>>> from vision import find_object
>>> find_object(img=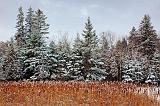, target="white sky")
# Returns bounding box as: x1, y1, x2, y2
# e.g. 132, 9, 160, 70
0, 0, 160, 42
